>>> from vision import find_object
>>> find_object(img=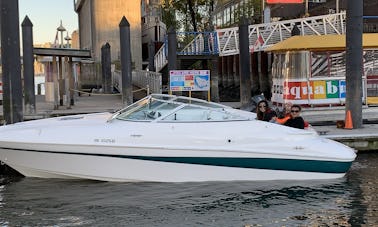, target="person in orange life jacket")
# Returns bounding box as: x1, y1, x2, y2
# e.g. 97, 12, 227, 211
256, 100, 277, 122
284, 104, 306, 129
274, 102, 293, 124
